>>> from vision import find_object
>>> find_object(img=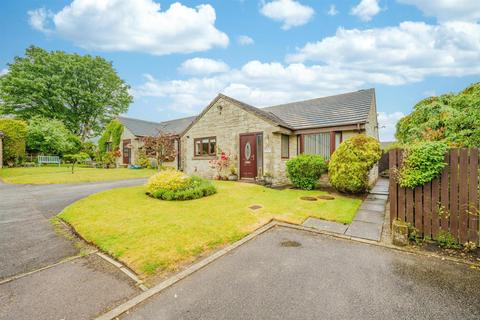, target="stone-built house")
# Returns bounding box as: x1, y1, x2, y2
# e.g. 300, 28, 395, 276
117, 88, 379, 185
116, 116, 195, 168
